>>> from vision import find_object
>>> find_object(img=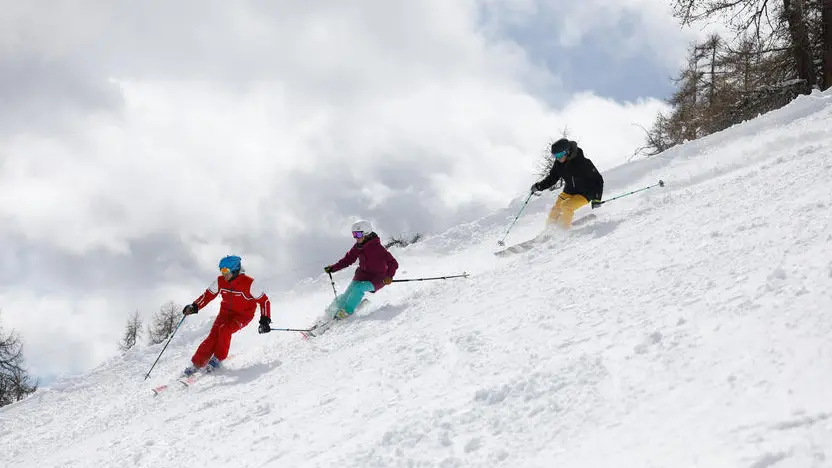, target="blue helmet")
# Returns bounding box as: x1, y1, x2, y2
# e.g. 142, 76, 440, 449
218, 255, 242, 273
